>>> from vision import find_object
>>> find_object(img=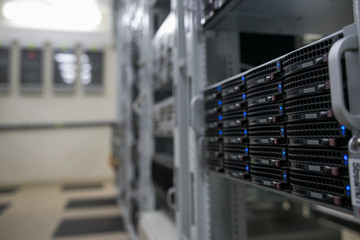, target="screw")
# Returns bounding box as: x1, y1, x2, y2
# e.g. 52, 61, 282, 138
350, 137, 360, 153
